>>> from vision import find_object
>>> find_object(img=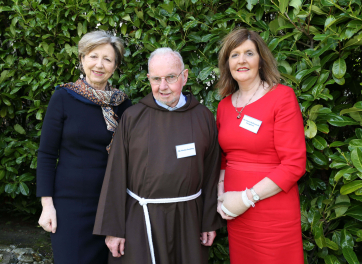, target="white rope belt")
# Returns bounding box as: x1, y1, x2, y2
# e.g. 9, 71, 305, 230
126, 188, 202, 264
